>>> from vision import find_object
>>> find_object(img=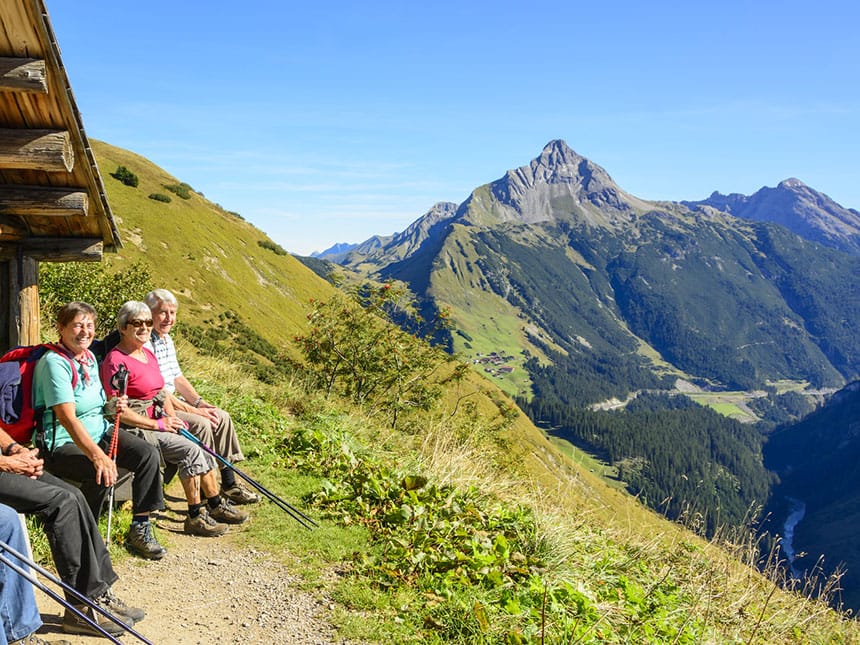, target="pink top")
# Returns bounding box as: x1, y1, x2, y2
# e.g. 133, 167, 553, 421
100, 346, 165, 418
